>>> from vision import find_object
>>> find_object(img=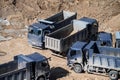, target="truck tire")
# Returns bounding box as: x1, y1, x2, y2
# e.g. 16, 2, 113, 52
109, 71, 118, 80
38, 77, 45, 80
73, 64, 83, 73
